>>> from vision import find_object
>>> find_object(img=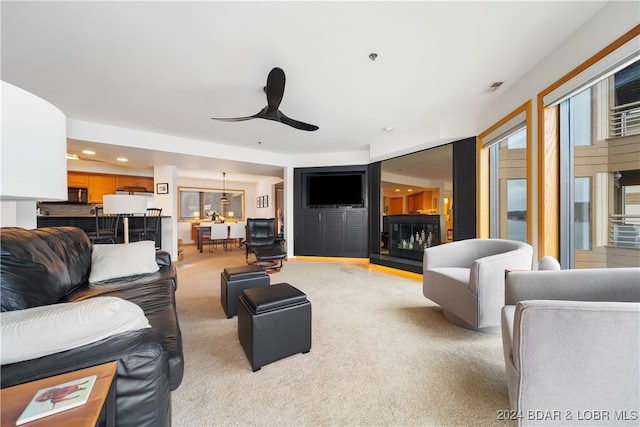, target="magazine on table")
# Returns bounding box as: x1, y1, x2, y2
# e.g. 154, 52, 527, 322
16, 374, 97, 425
